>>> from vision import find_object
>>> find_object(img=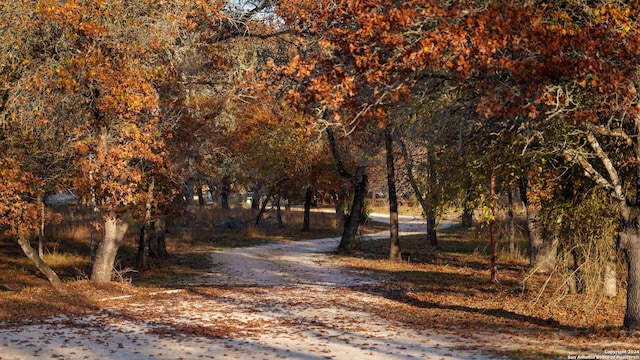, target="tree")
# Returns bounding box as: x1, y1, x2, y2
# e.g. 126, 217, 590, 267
443, 1, 640, 330
0, 159, 61, 284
